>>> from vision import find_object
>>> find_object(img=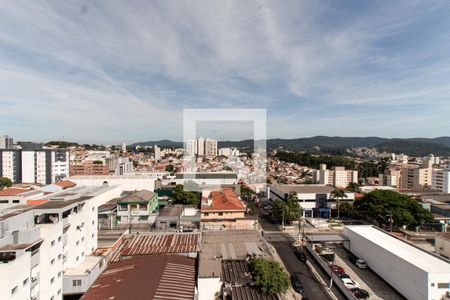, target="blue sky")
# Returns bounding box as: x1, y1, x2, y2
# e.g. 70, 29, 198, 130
1, 1, 450, 144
